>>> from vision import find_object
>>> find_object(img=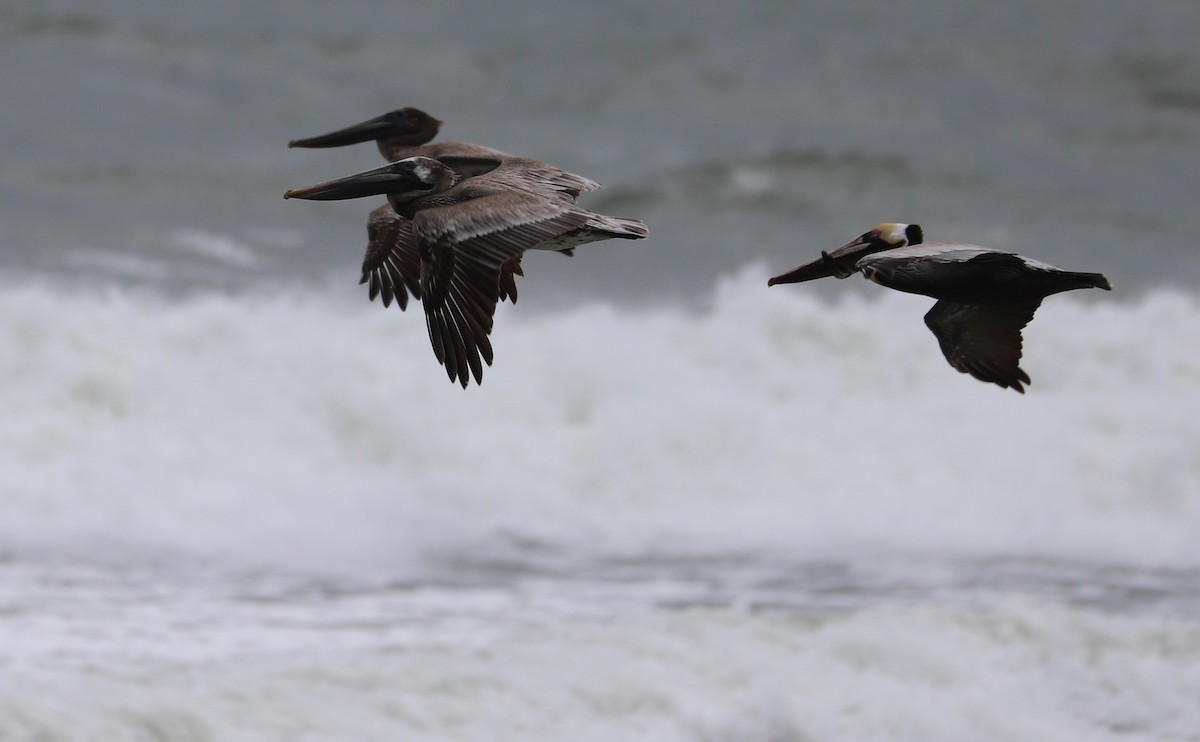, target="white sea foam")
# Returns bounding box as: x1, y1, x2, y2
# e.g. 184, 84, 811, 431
3, 595, 1198, 742
1, 268, 1196, 578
